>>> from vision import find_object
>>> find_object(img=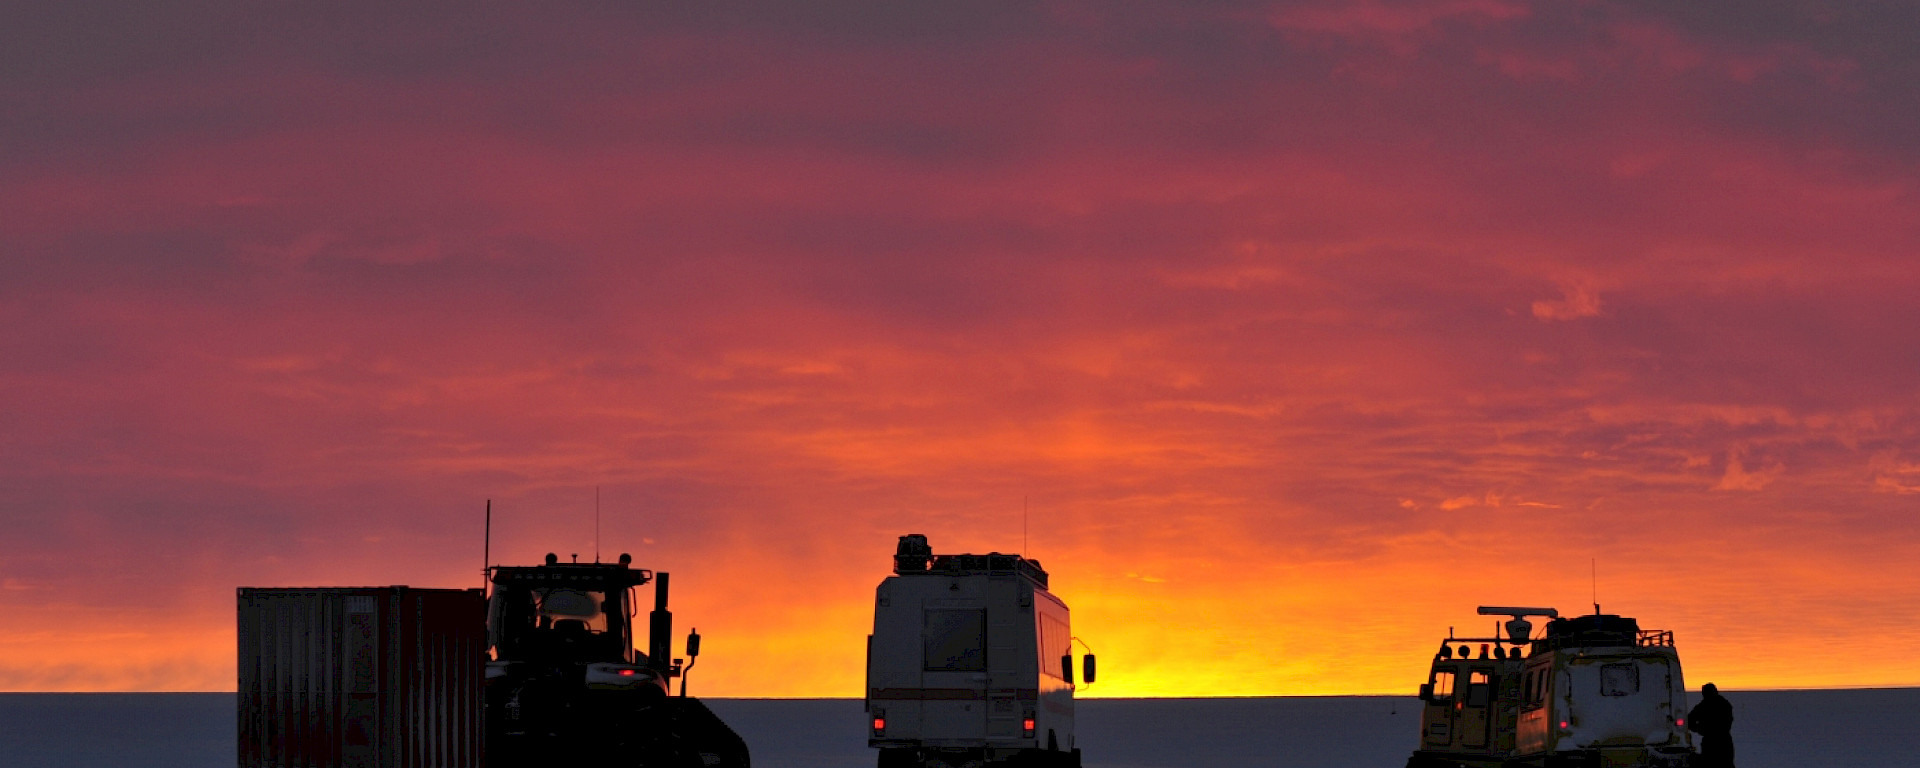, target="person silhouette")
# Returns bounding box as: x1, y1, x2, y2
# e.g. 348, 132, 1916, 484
1688, 682, 1735, 767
